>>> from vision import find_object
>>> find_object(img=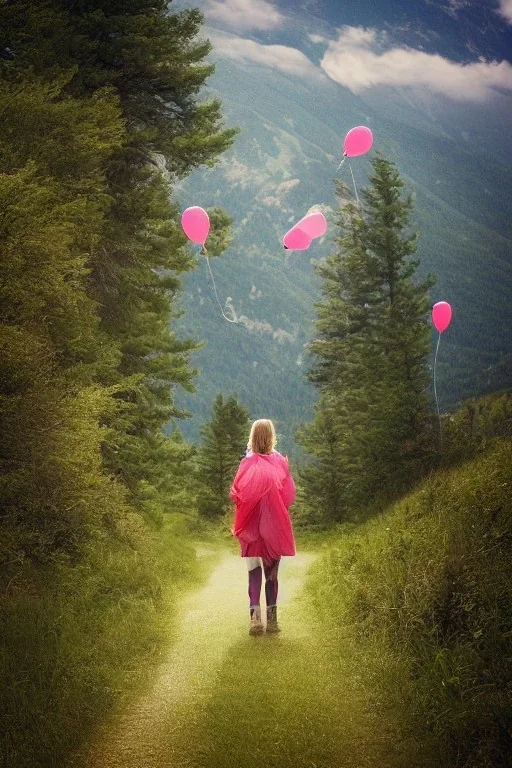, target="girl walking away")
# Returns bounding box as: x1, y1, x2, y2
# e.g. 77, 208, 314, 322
230, 419, 296, 636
